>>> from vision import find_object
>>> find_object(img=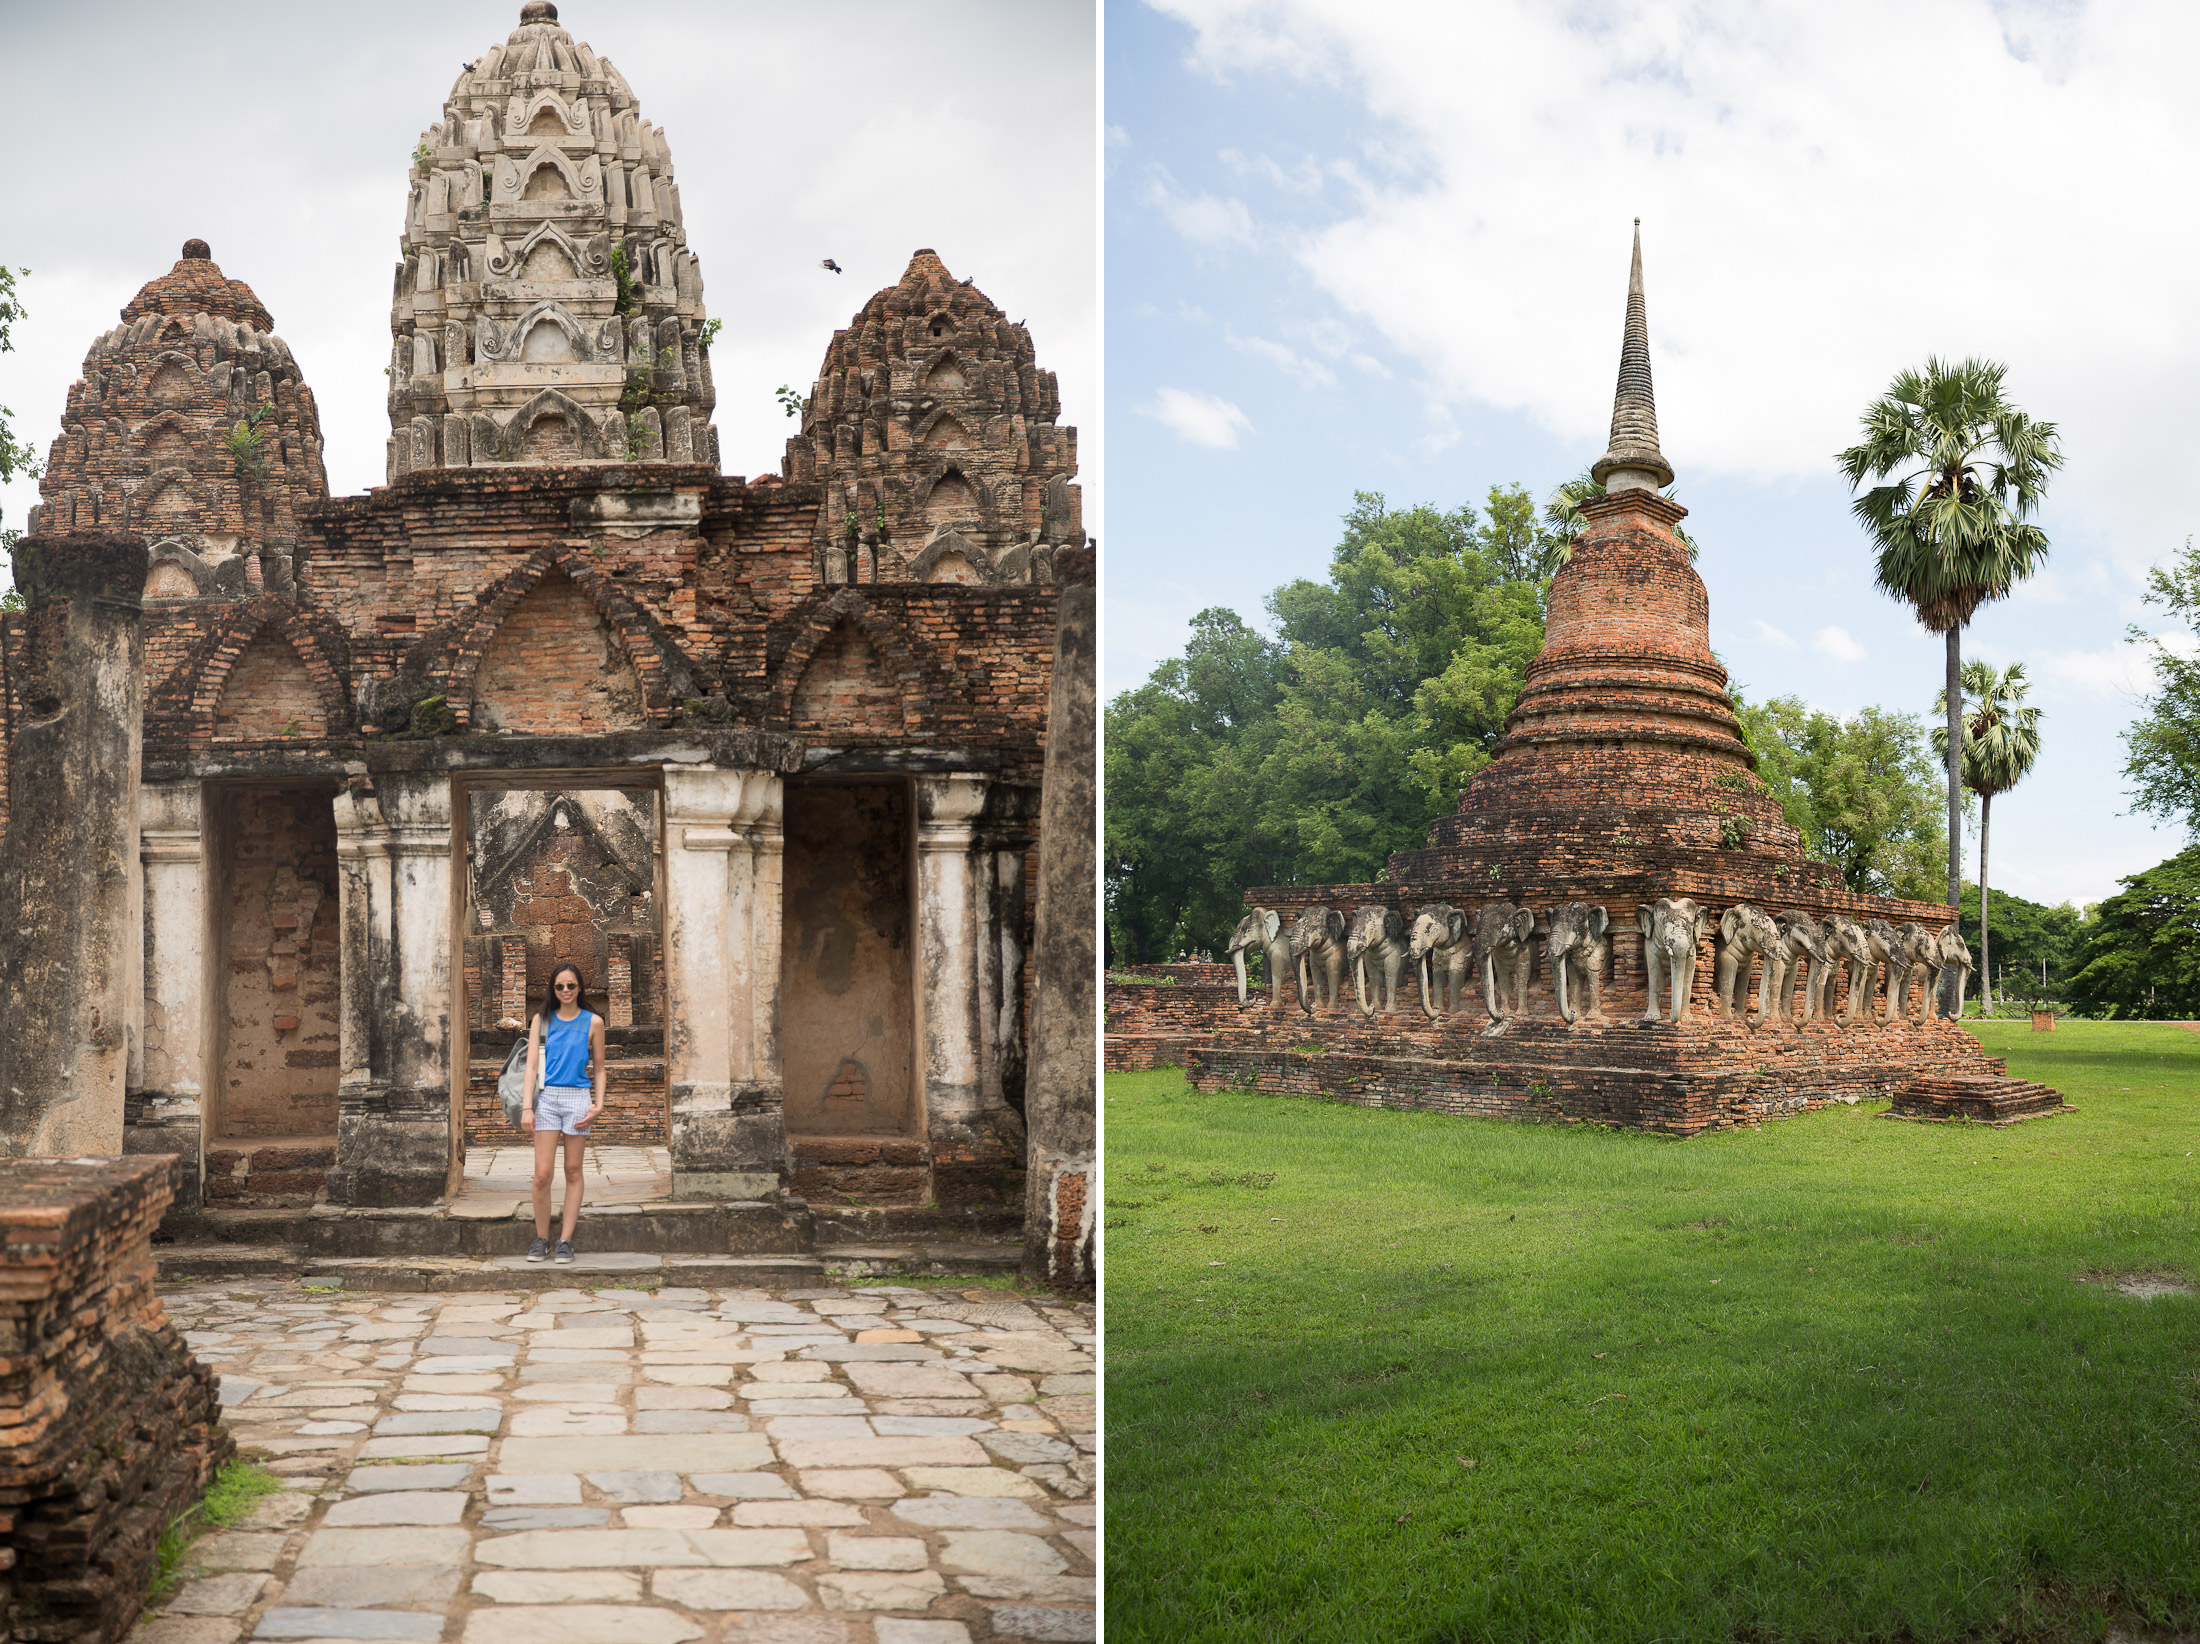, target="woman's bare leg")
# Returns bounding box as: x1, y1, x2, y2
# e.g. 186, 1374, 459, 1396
559, 1133, 587, 1241
531, 1129, 561, 1240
